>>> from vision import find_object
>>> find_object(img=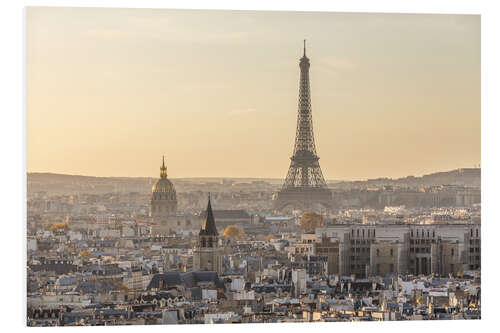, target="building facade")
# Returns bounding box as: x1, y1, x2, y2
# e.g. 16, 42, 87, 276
315, 223, 480, 278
